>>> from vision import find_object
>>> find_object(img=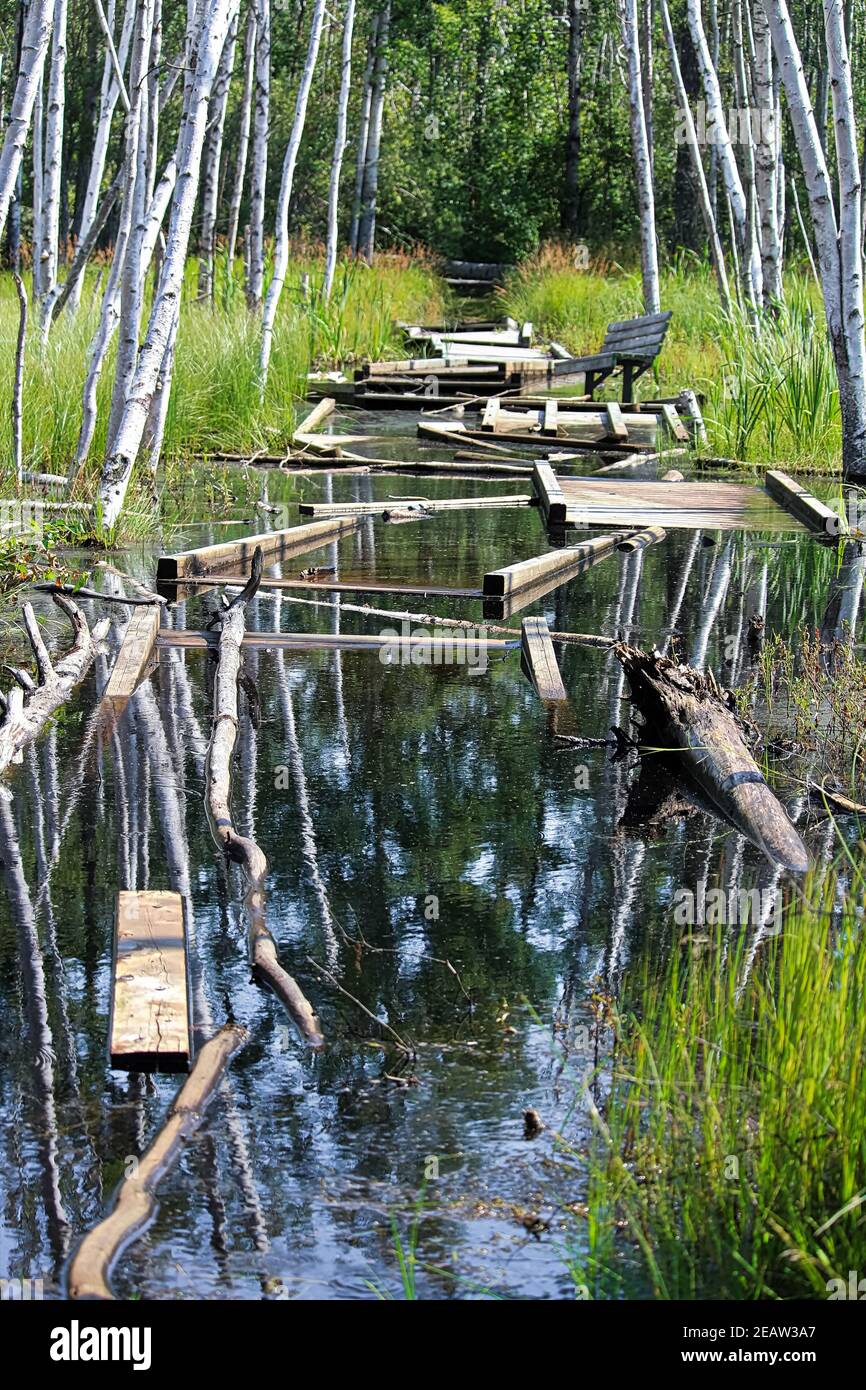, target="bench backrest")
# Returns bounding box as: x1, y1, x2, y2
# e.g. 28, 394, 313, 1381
602, 310, 672, 361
